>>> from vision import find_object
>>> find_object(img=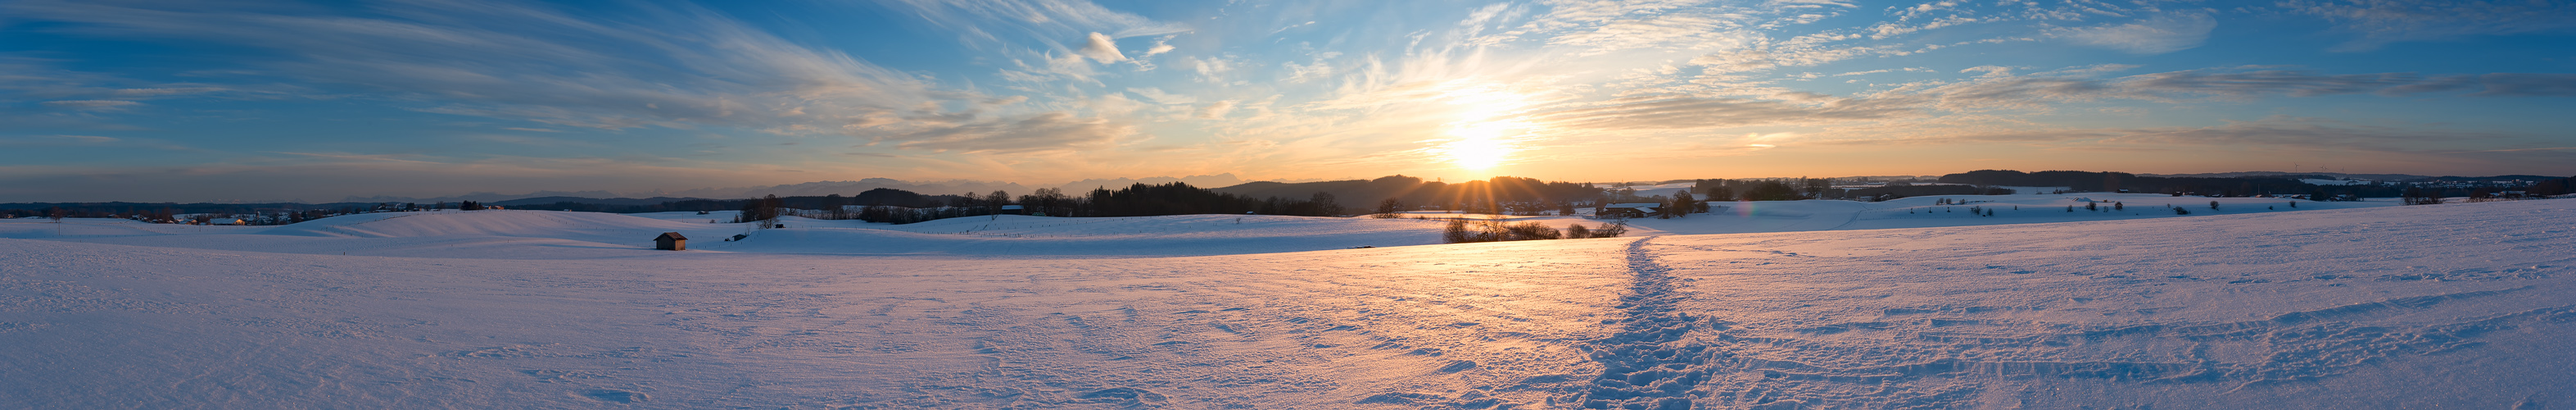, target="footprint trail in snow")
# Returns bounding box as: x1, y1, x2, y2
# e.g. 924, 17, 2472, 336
1571, 237, 1711, 409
